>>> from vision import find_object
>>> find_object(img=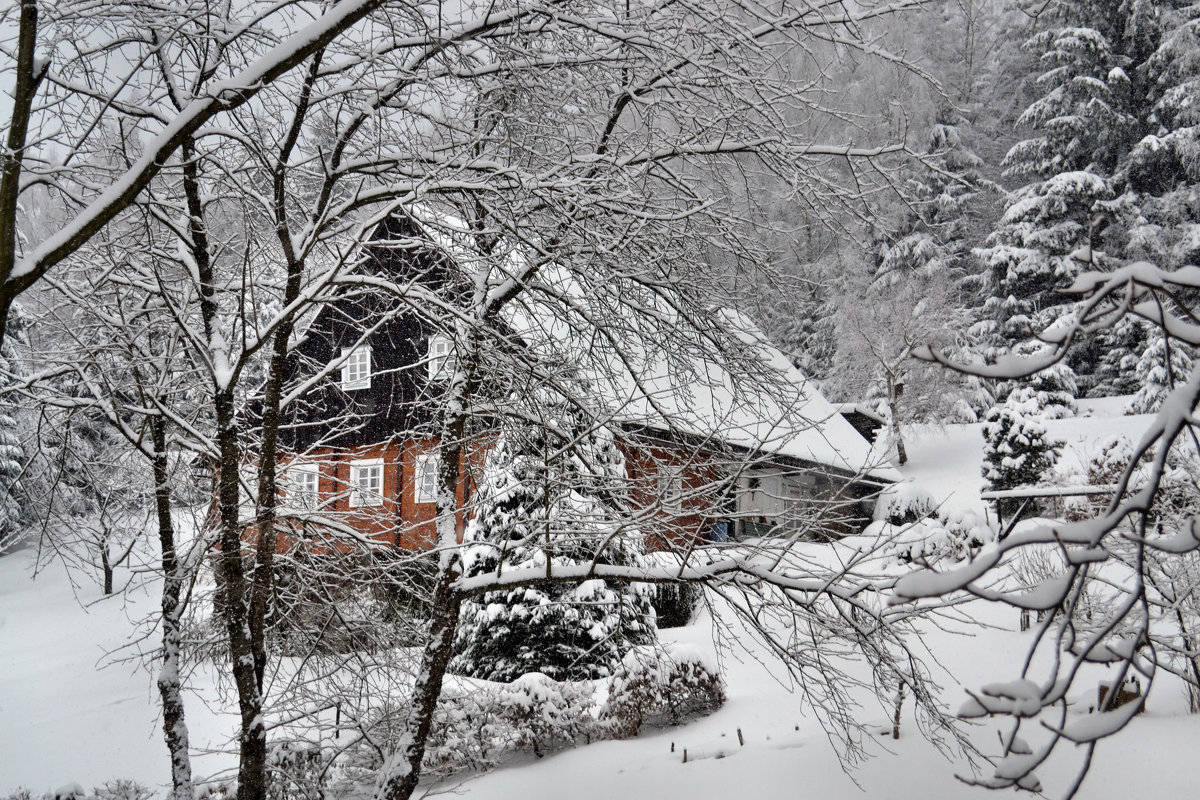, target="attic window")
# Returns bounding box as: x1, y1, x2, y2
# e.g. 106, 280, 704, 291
341, 345, 371, 390
428, 334, 457, 382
